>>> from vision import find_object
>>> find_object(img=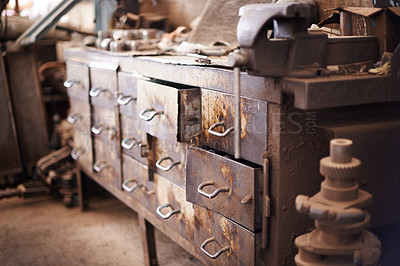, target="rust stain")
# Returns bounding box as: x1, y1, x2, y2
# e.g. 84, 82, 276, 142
220, 162, 233, 195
